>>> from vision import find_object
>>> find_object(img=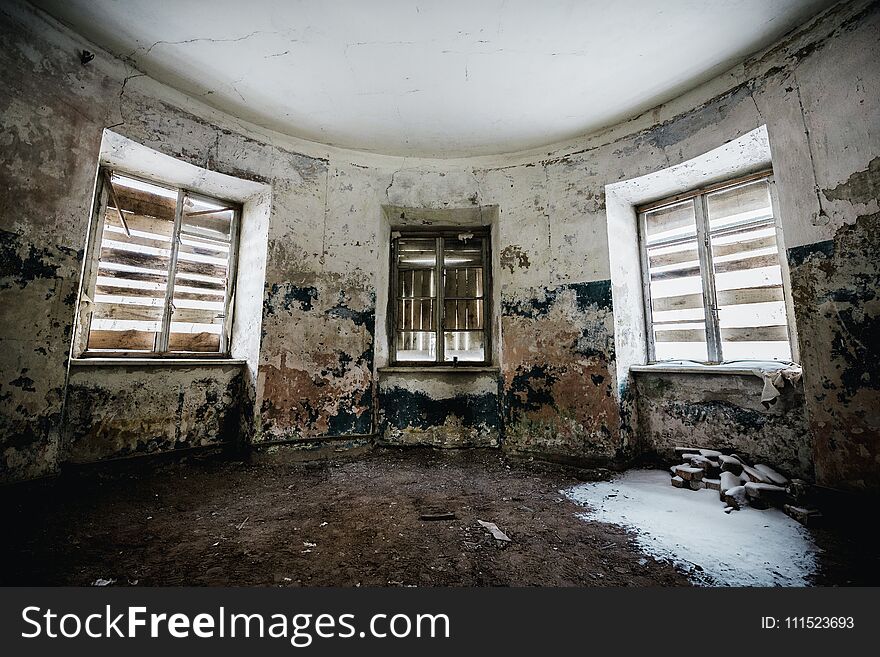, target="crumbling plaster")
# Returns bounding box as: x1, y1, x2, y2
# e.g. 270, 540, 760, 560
0, 0, 877, 491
